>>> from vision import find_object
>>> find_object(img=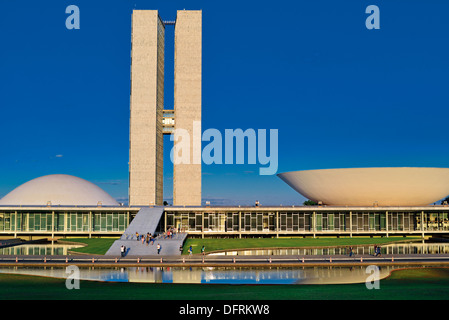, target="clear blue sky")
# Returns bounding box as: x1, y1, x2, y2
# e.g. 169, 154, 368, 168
1, 0, 448, 206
